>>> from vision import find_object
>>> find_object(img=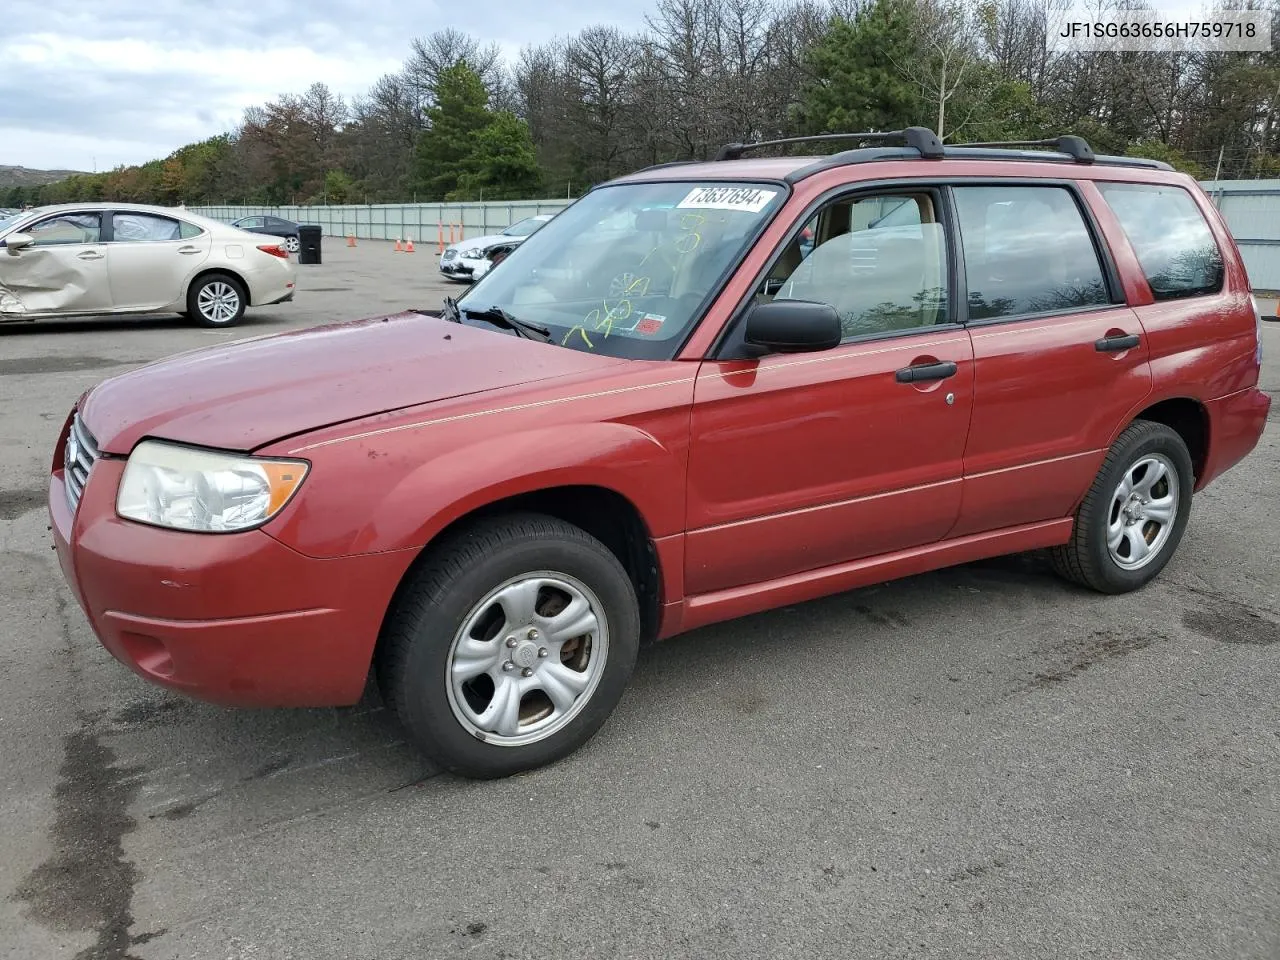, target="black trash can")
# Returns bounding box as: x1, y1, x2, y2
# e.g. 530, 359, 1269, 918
297, 225, 323, 264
